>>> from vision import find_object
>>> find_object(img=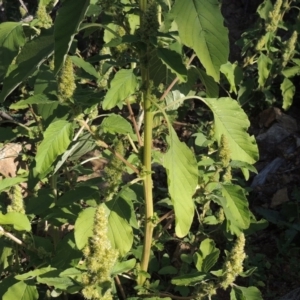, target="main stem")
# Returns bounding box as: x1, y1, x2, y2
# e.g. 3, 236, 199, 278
138, 0, 154, 286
